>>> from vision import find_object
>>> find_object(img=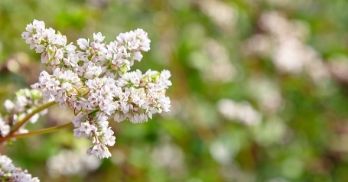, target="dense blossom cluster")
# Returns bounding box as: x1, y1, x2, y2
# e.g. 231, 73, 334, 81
0, 155, 39, 182
0, 89, 46, 137
22, 20, 172, 158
